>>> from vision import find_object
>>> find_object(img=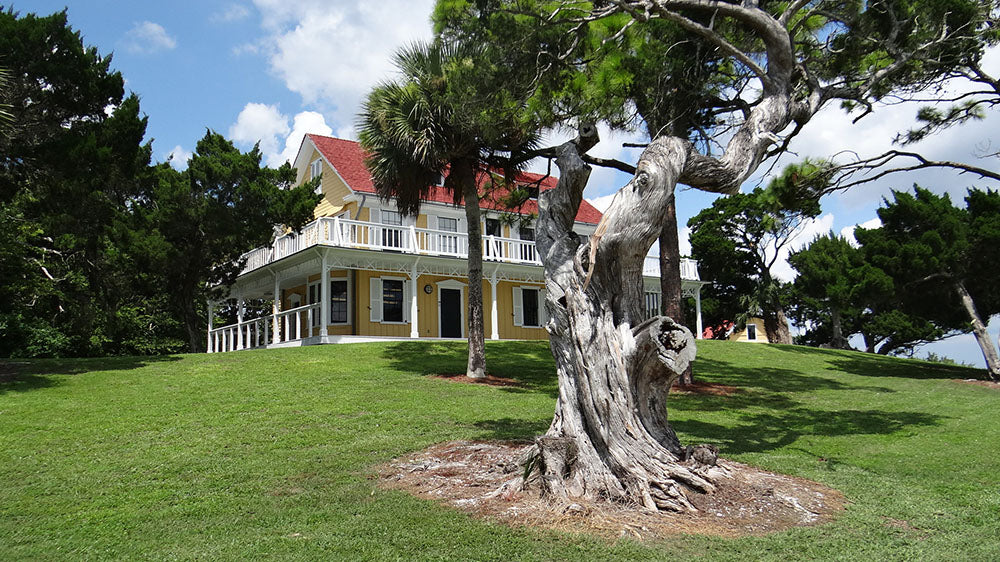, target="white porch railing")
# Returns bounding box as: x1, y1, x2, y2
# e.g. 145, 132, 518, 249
643, 256, 701, 281
238, 216, 558, 275
237, 216, 701, 280
208, 303, 321, 352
